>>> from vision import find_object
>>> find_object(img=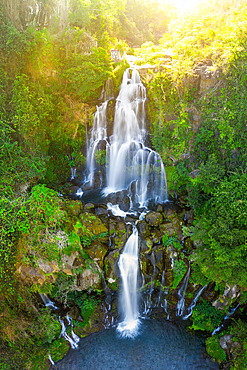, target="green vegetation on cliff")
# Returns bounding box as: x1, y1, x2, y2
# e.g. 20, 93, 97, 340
143, 1, 247, 366
1, 0, 247, 368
